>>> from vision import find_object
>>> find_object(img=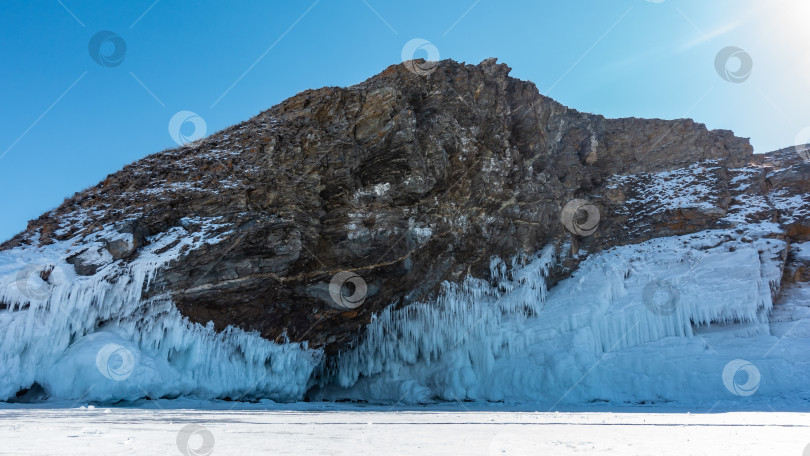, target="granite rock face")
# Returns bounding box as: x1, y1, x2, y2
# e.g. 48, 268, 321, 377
3, 58, 807, 358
